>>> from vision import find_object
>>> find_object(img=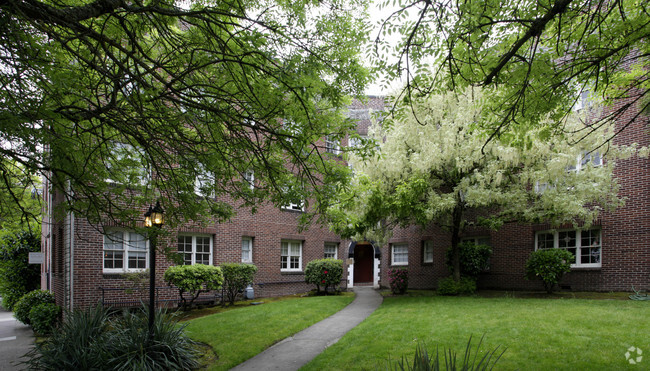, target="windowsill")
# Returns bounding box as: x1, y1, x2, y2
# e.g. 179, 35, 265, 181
421, 262, 433, 266
570, 266, 601, 271
281, 208, 304, 213
391, 263, 408, 267
281, 271, 304, 275
103, 269, 147, 277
